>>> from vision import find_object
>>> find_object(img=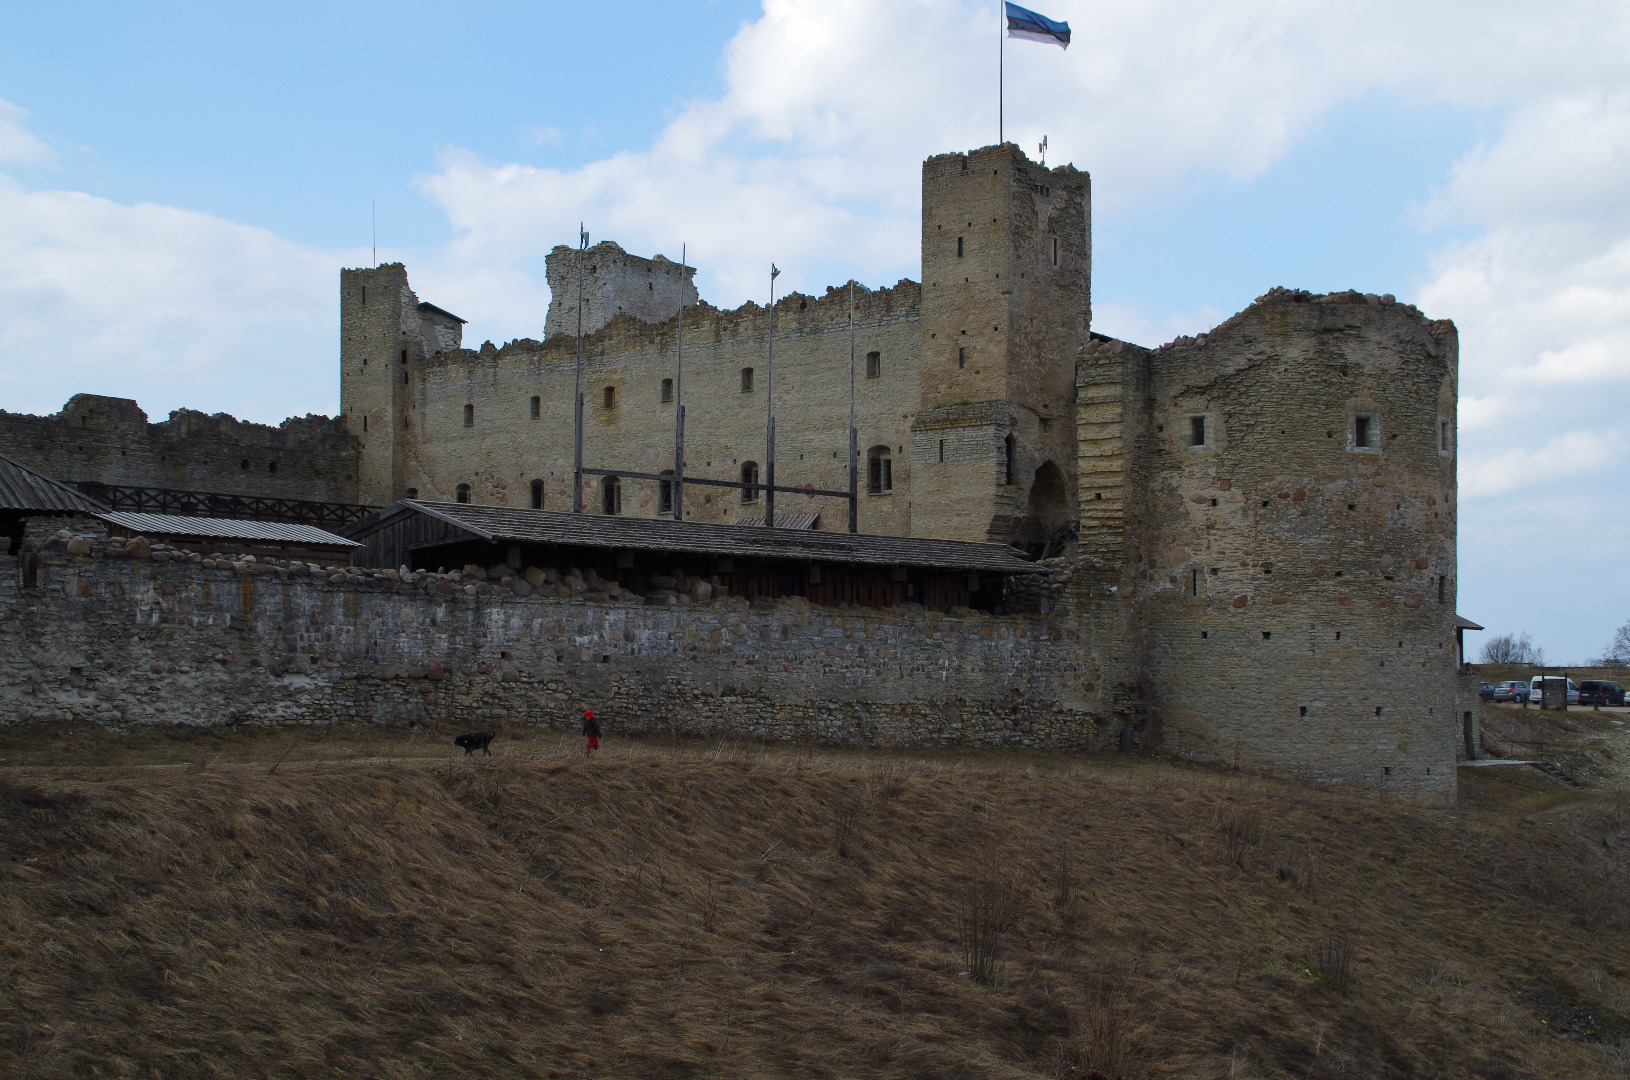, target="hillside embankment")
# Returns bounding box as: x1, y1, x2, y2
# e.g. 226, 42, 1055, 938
2, 729, 1628, 1079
